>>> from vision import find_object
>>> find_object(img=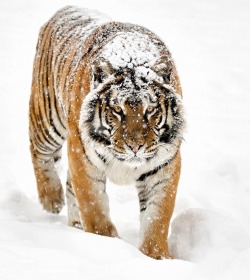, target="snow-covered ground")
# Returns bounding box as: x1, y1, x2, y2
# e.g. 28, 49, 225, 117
1, 0, 250, 279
